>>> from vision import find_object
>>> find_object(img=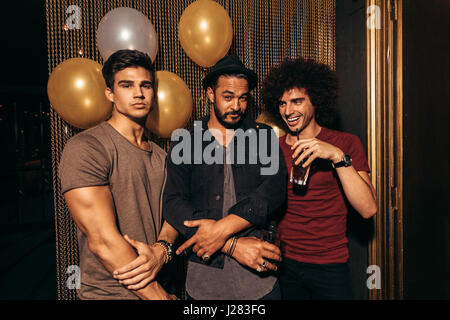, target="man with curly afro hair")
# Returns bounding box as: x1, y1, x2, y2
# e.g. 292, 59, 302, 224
262, 56, 377, 299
